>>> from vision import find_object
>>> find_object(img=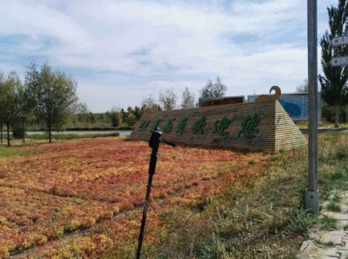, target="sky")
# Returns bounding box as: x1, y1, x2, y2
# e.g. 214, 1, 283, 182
0, 0, 337, 112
